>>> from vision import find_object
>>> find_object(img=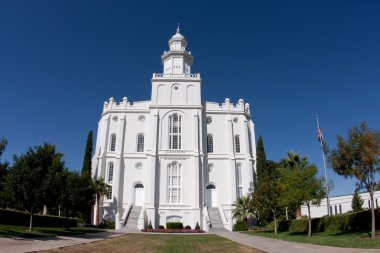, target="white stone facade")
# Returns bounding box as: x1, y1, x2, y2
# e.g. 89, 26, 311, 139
91, 27, 257, 231
301, 191, 380, 218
